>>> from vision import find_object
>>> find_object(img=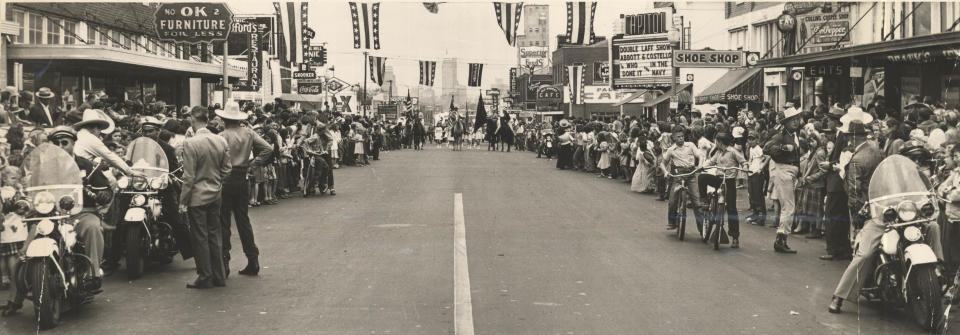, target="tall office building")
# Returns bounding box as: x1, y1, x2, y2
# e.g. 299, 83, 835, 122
441, 58, 466, 107
516, 5, 549, 48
